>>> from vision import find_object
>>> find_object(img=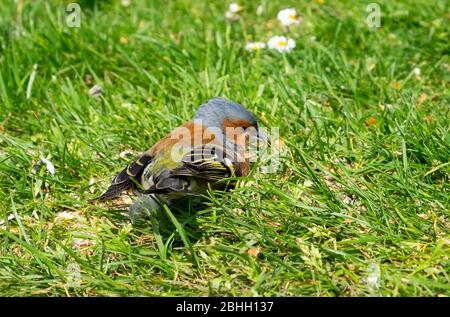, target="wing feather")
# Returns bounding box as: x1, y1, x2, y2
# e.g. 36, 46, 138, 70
169, 144, 237, 181
94, 153, 153, 201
